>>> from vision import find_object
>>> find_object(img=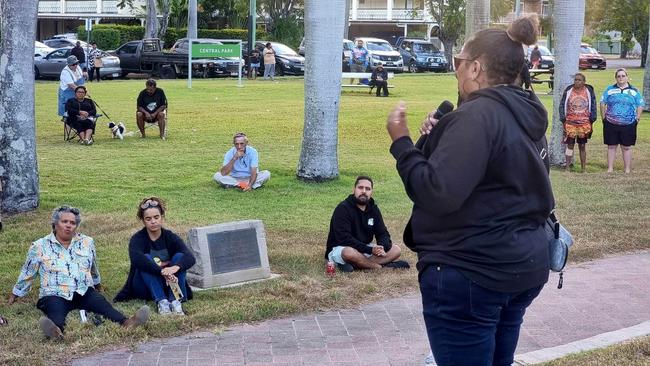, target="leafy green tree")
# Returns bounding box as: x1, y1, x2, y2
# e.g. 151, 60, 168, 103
199, 0, 249, 28
491, 0, 514, 21
598, 0, 649, 66
259, 0, 304, 48
427, 0, 466, 71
